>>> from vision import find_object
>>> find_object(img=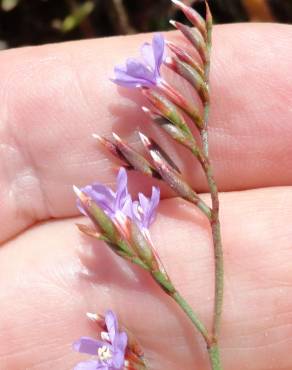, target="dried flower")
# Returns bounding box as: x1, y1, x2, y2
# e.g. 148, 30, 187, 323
73, 310, 127, 370
111, 33, 165, 88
